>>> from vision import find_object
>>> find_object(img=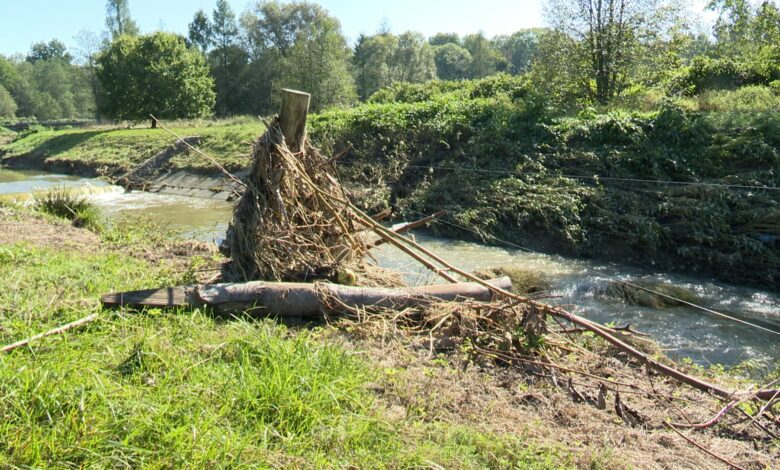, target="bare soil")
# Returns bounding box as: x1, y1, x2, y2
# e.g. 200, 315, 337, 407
0, 207, 100, 249
332, 301, 780, 469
